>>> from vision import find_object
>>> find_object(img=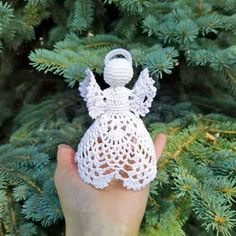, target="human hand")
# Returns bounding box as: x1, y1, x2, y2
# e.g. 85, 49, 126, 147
54, 134, 166, 236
